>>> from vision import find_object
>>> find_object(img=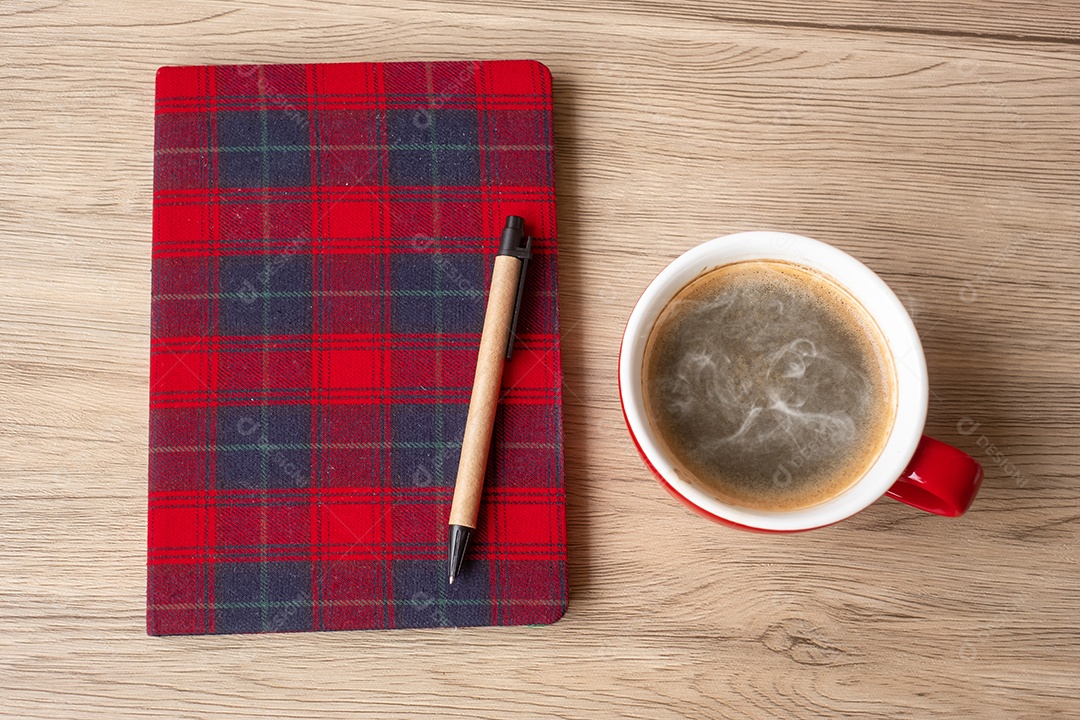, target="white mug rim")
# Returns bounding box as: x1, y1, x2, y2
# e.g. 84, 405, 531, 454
618, 231, 928, 531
